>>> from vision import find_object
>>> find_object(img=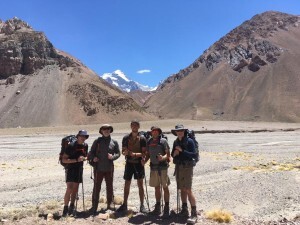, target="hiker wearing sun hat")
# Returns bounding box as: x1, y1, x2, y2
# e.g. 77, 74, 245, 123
62, 130, 89, 216
171, 124, 198, 224
144, 126, 171, 218
88, 124, 120, 214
